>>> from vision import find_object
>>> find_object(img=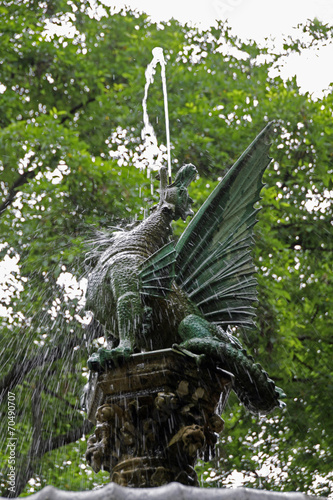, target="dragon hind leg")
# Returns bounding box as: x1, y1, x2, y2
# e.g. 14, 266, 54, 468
177, 315, 284, 414
178, 314, 226, 342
